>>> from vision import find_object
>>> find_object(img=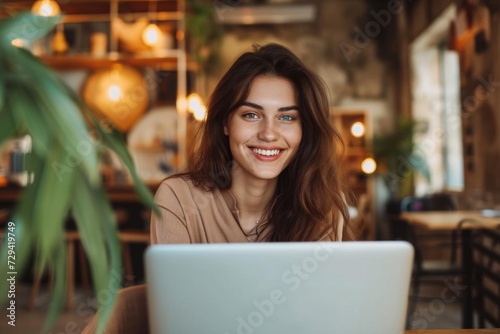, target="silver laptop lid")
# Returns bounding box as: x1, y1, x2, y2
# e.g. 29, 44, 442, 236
145, 241, 413, 334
